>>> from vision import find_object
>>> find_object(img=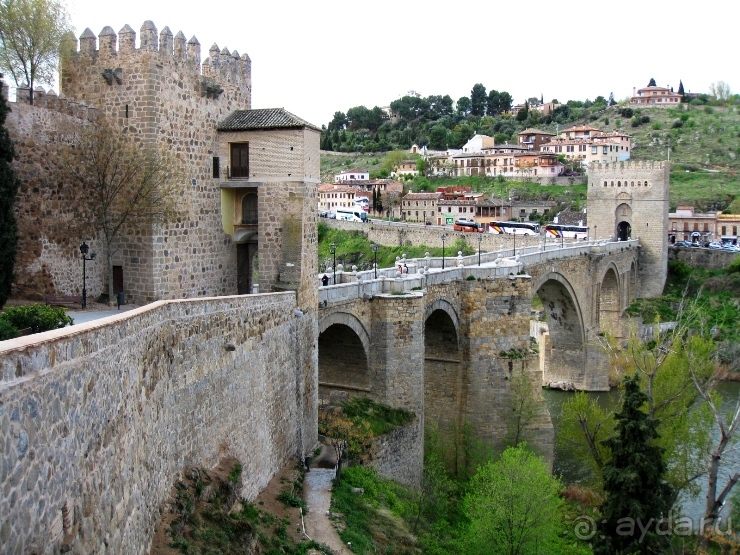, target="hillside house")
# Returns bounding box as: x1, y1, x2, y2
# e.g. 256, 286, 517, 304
335, 168, 369, 182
